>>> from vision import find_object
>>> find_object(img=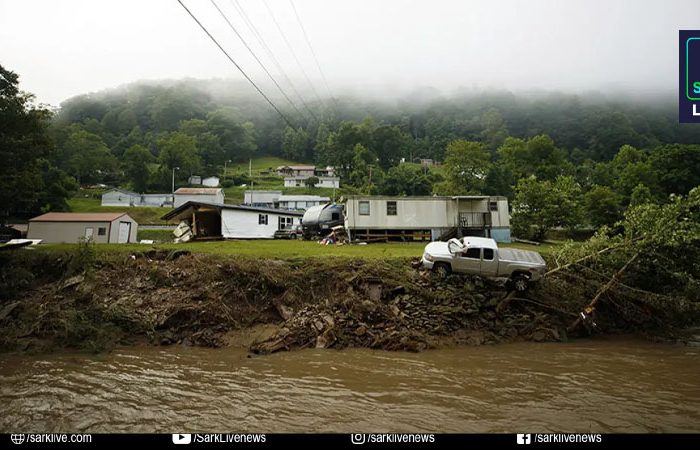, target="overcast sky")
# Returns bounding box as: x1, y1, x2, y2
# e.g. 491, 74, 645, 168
1, 0, 698, 106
